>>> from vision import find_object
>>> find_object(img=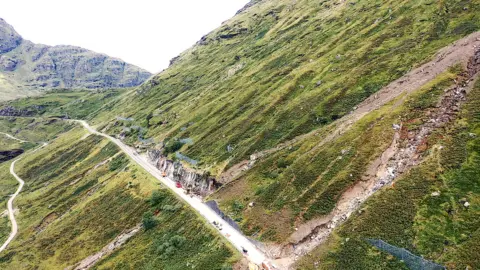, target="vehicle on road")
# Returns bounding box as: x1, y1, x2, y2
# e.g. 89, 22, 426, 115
175, 182, 182, 188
